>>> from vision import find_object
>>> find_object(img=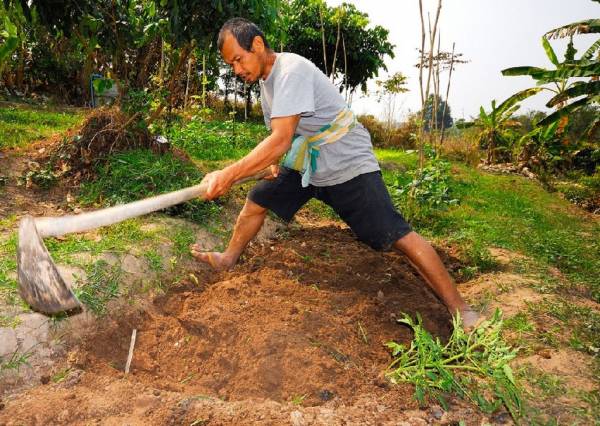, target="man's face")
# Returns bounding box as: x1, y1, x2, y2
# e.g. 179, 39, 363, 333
220, 33, 263, 84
